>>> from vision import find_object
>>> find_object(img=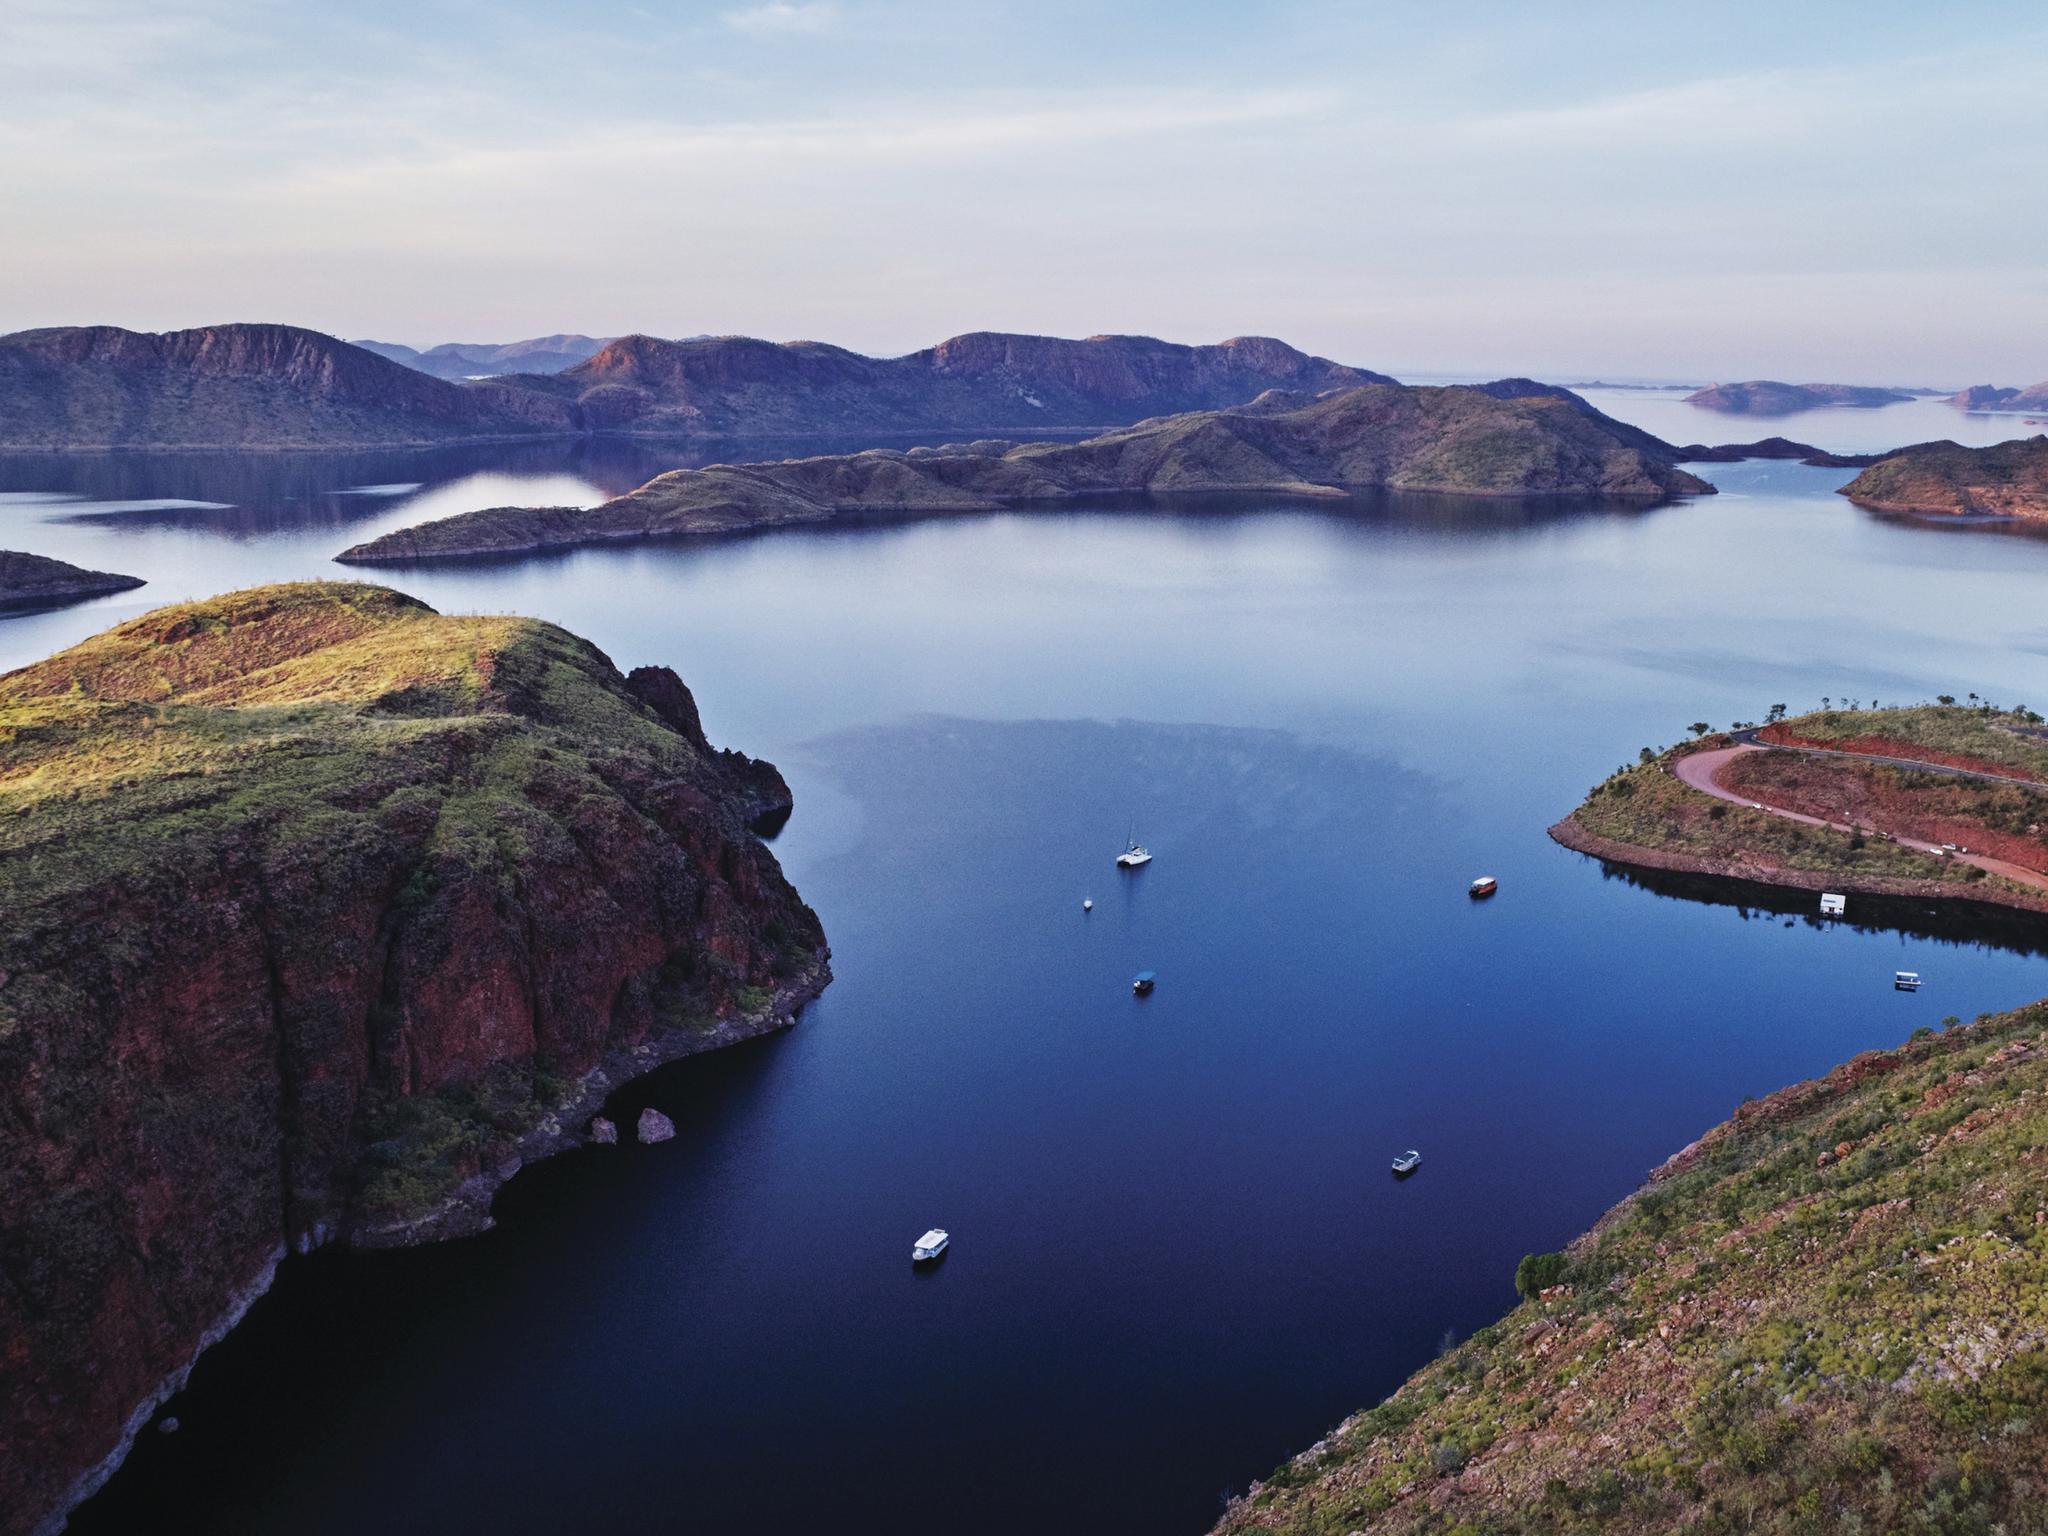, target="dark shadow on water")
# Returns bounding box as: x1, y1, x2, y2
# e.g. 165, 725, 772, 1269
1586, 858, 2048, 959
